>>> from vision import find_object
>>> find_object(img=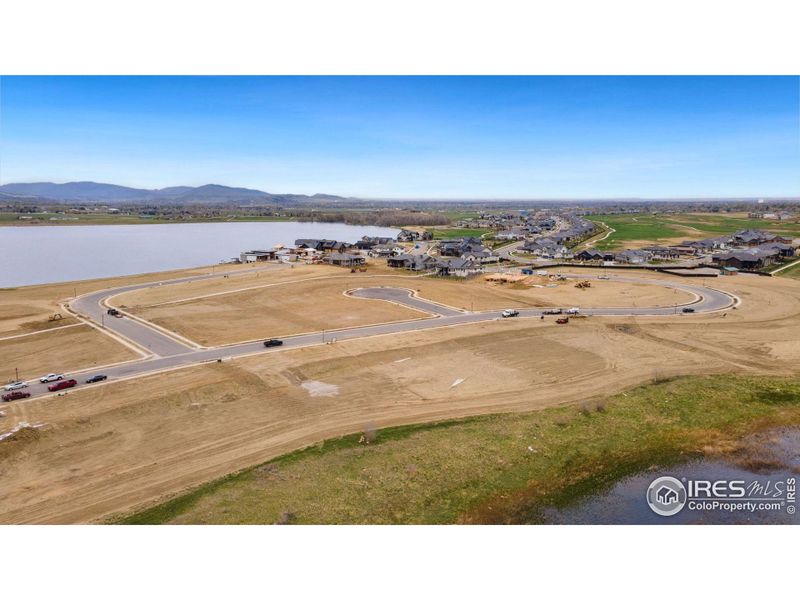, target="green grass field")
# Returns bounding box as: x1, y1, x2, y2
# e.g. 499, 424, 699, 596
118, 374, 800, 525
428, 227, 491, 240
774, 259, 800, 279
586, 213, 800, 250
439, 210, 482, 223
